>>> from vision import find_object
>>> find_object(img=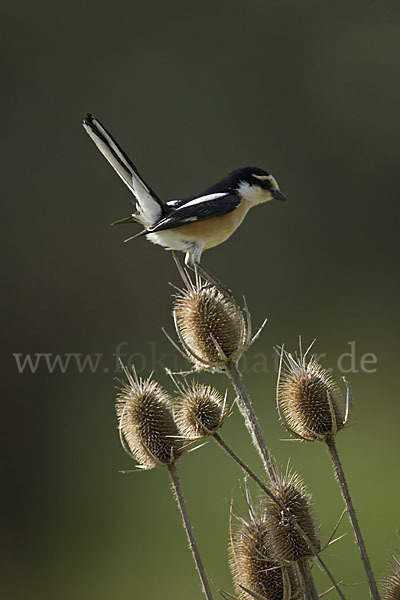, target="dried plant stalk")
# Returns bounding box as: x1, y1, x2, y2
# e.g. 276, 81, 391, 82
169, 463, 214, 600
116, 366, 214, 600
277, 347, 380, 600
213, 432, 345, 600
327, 436, 380, 600
226, 361, 278, 482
